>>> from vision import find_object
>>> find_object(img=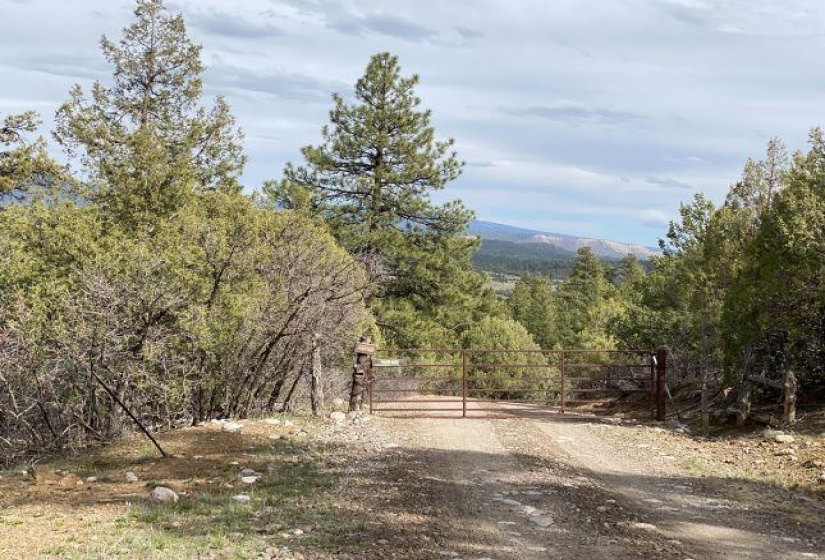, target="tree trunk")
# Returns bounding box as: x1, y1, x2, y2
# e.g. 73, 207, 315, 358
735, 343, 753, 428
266, 377, 286, 411
310, 334, 324, 416
699, 316, 710, 436
781, 339, 796, 425
283, 372, 304, 412
783, 368, 797, 425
